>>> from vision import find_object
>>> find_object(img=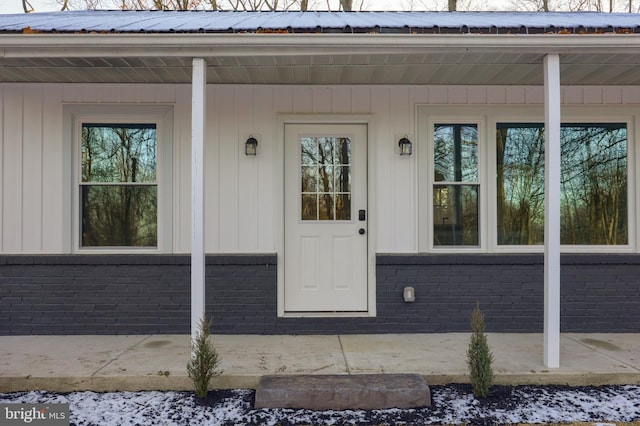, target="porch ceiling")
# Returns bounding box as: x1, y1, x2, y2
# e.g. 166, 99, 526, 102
1, 50, 640, 85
